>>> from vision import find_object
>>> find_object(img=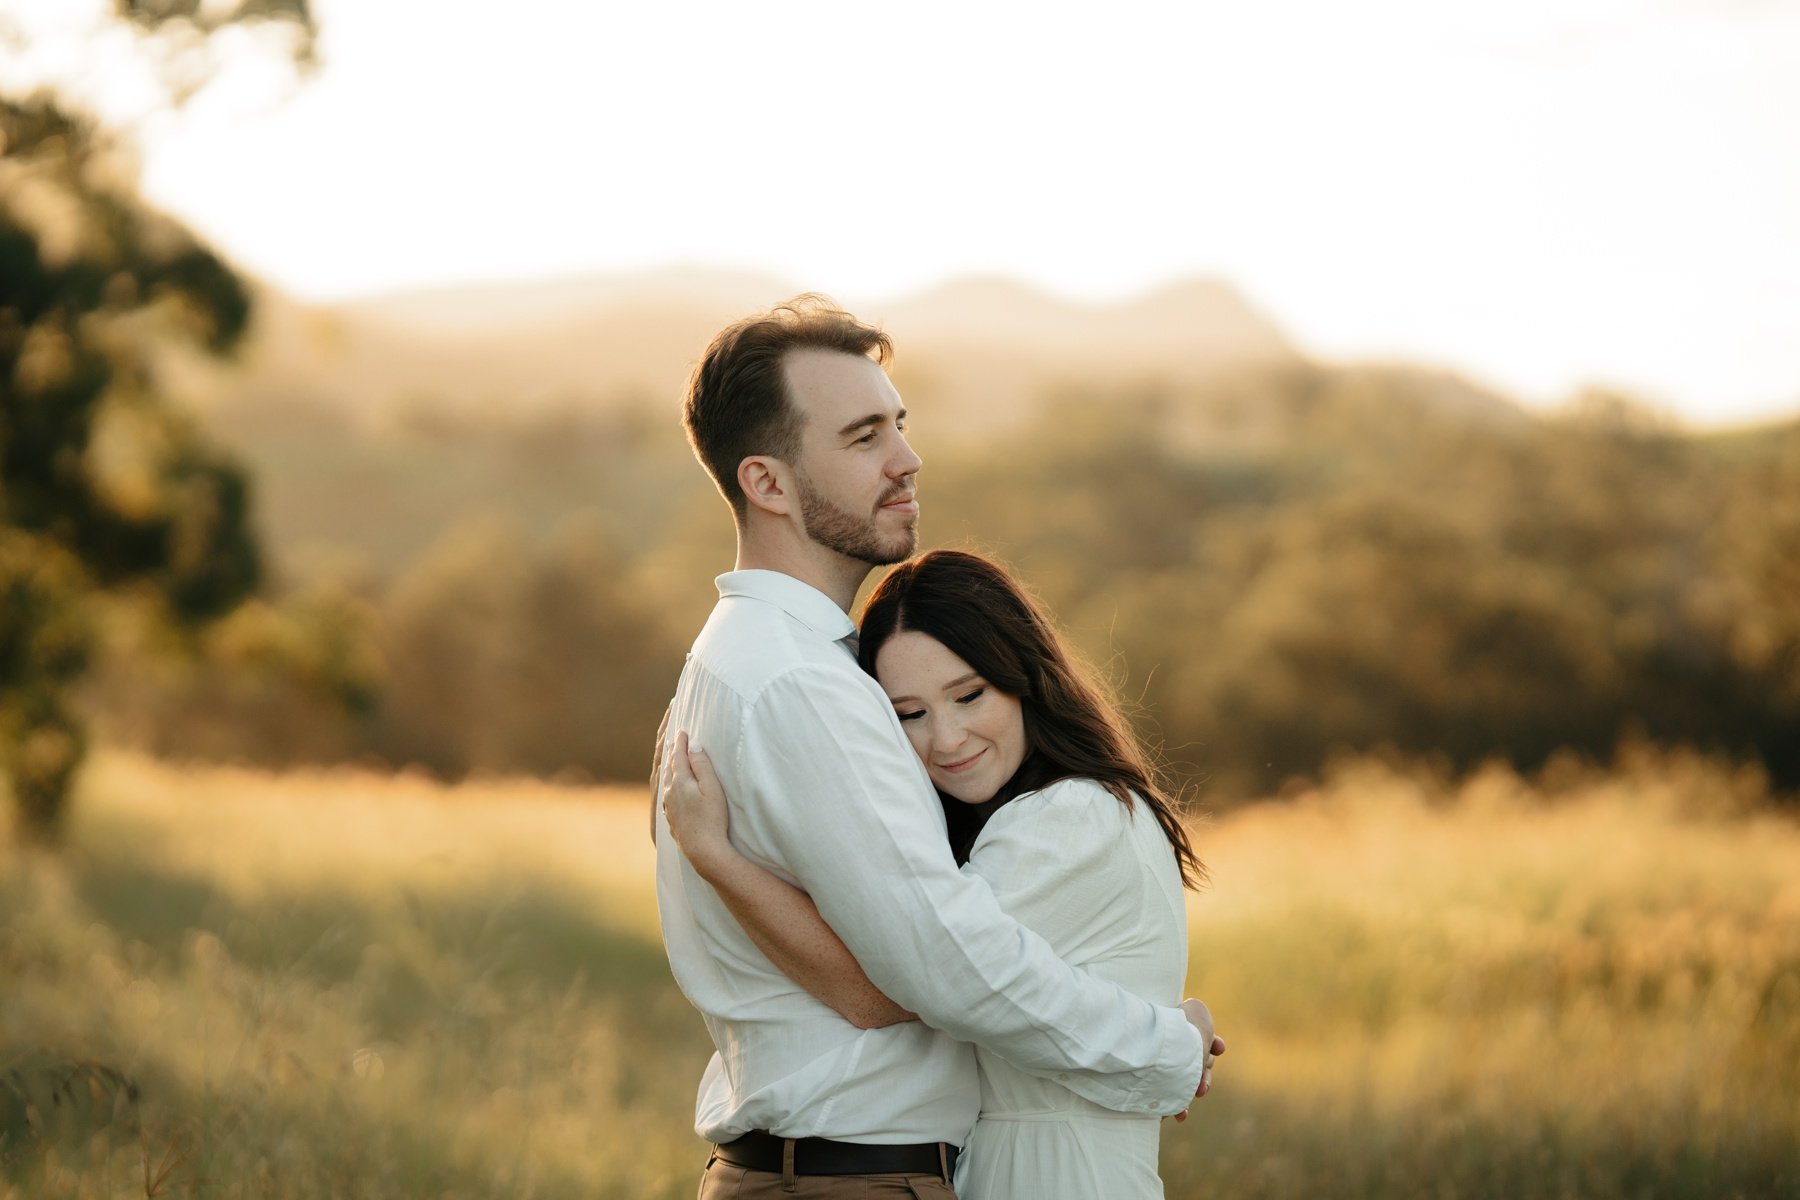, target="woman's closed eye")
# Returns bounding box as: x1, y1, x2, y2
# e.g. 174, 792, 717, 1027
955, 687, 986, 705
895, 708, 925, 723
